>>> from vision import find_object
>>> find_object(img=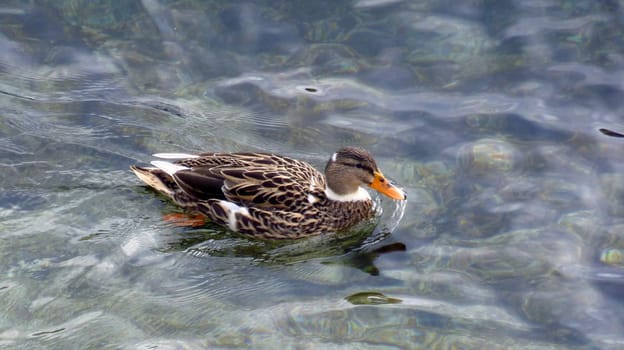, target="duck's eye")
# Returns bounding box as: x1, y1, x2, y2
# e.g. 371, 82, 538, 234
355, 164, 362, 169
